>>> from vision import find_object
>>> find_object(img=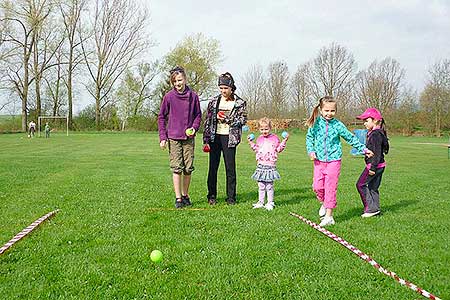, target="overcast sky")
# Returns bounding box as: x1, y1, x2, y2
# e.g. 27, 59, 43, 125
148, 0, 450, 92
